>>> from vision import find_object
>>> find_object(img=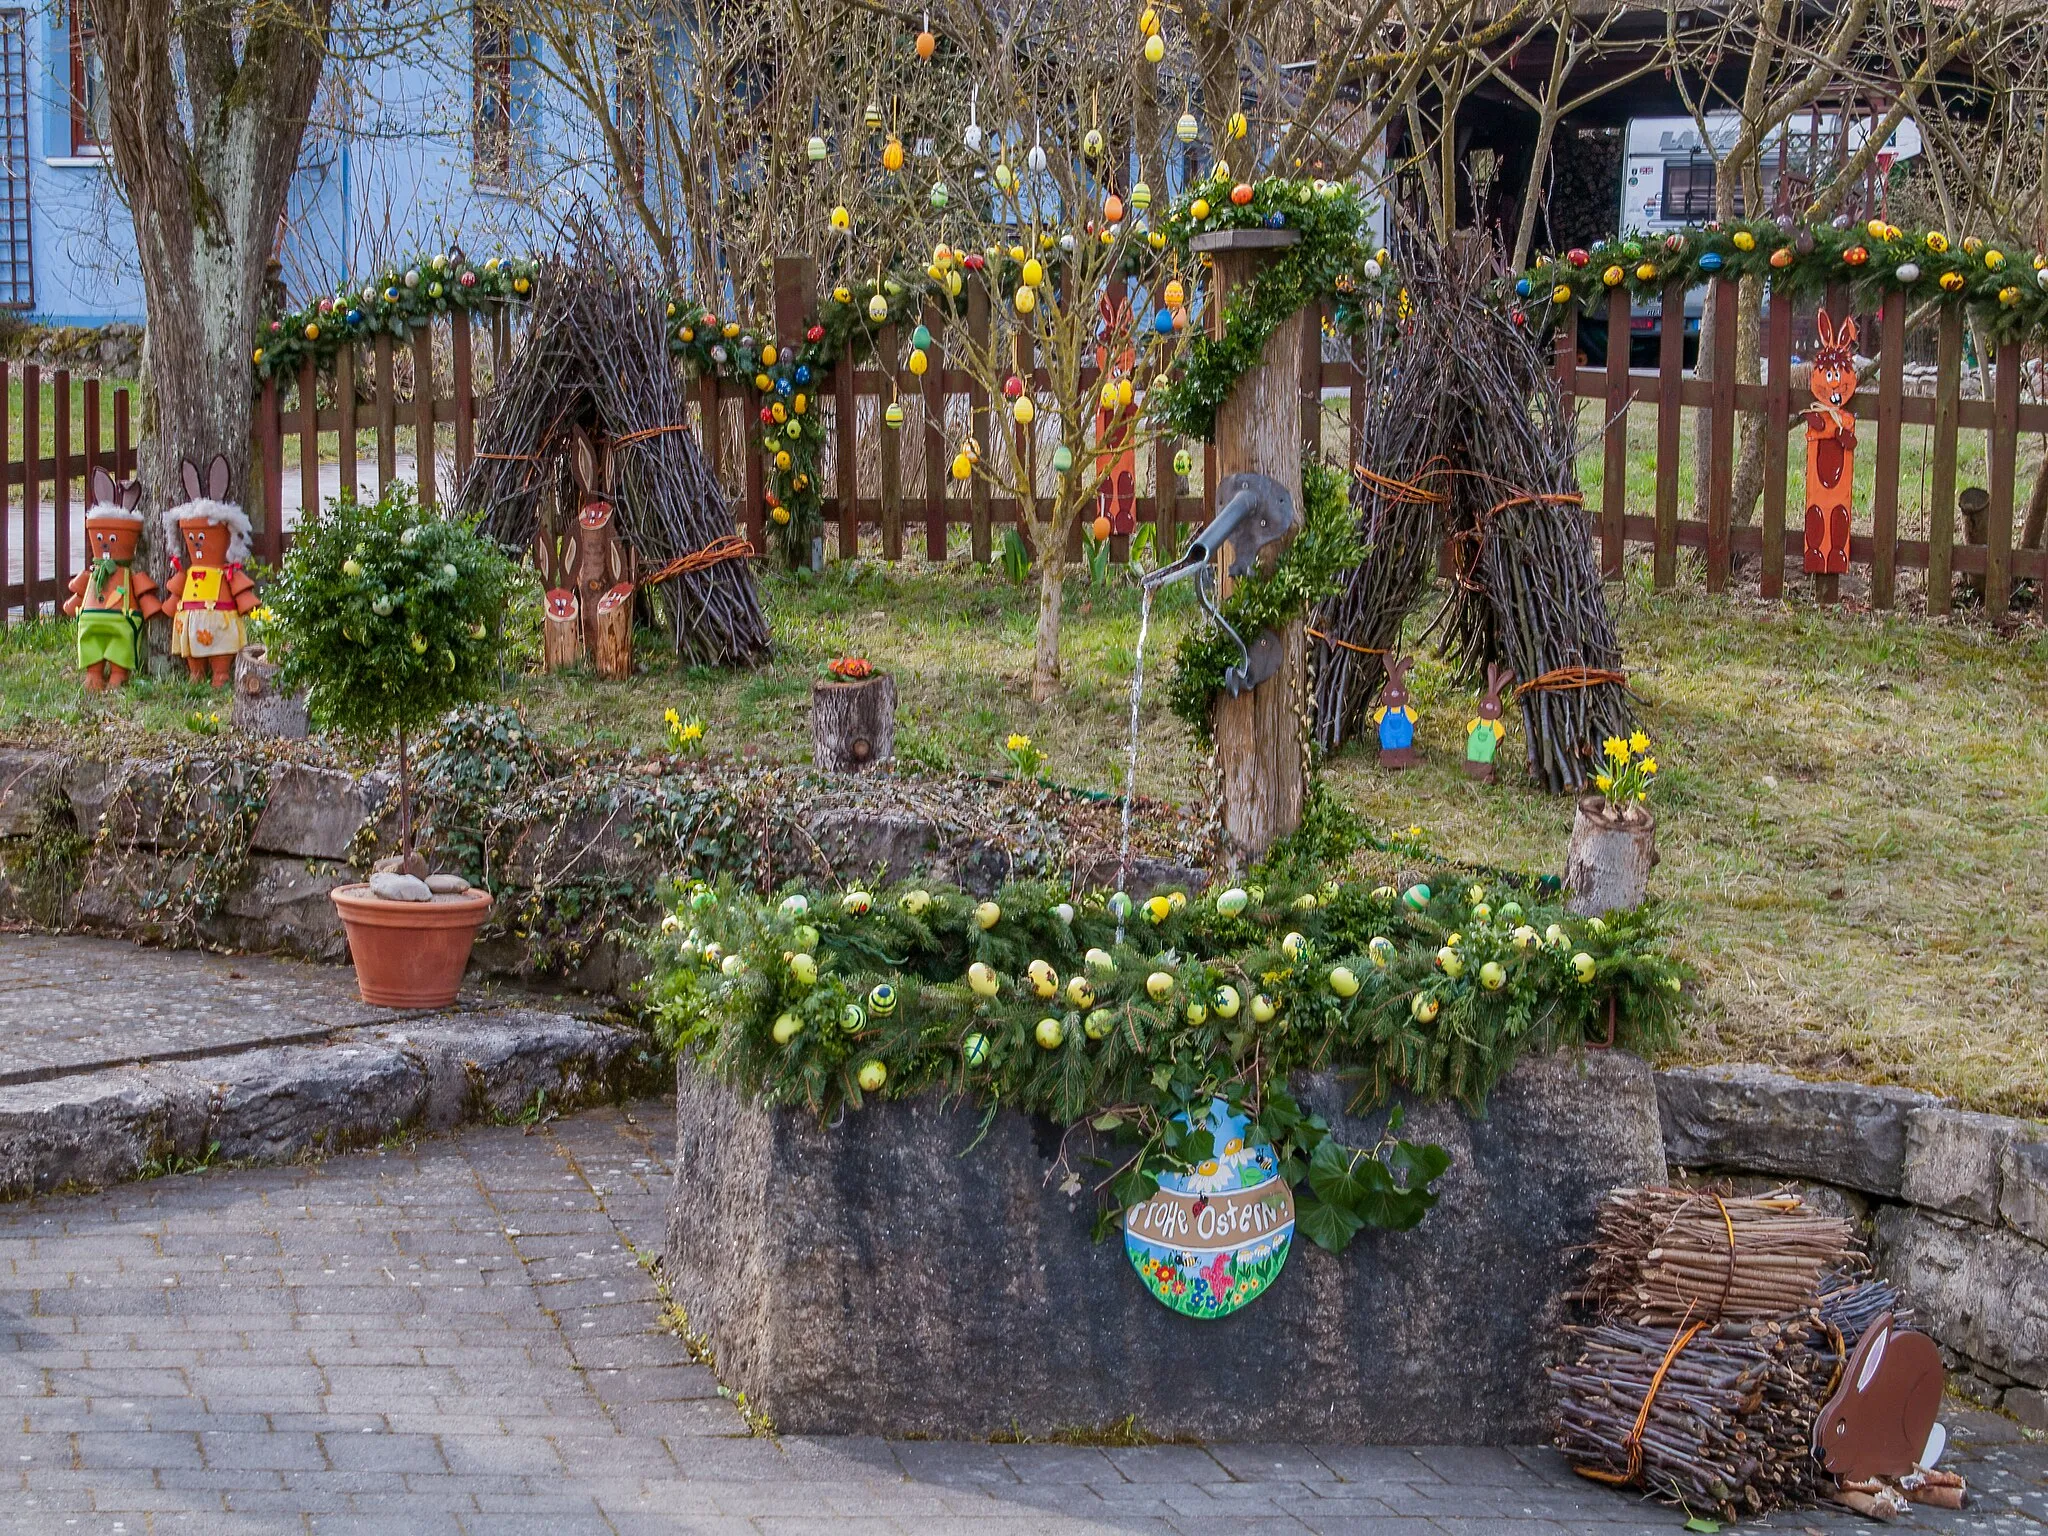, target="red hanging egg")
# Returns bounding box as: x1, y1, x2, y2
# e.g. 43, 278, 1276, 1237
806, 324, 825, 342
1566, 248, 1590, 268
